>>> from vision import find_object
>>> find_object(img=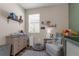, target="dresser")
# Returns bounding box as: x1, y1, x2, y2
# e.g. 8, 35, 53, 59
6, 35, 27, 56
